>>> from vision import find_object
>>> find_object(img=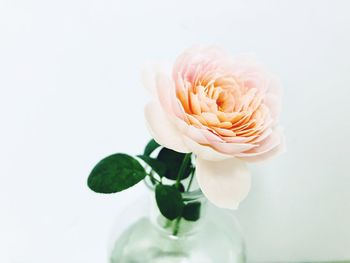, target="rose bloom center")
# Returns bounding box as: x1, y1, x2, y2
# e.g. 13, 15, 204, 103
176, 72, 269, 143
